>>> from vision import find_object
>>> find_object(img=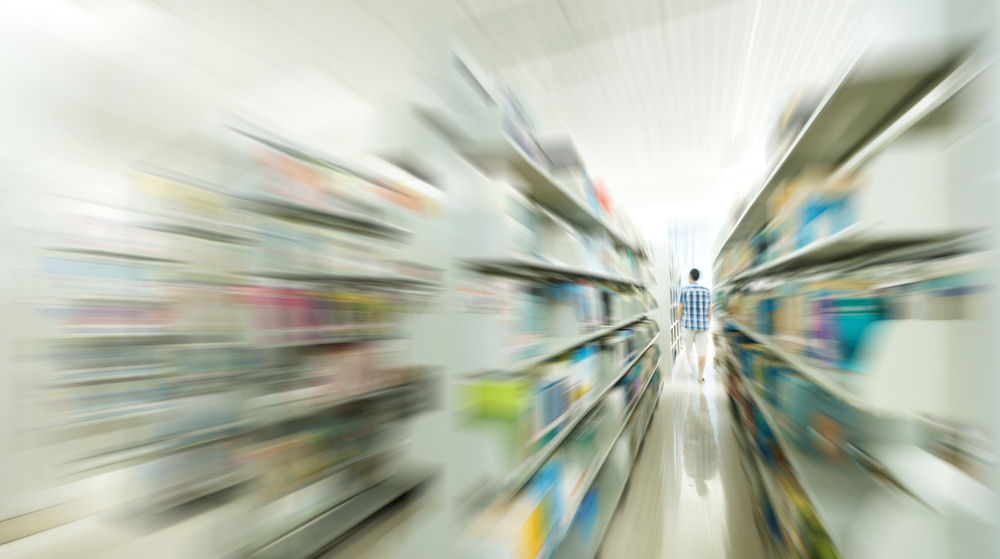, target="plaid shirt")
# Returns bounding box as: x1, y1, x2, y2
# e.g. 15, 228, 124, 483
680, 282, 711, 332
